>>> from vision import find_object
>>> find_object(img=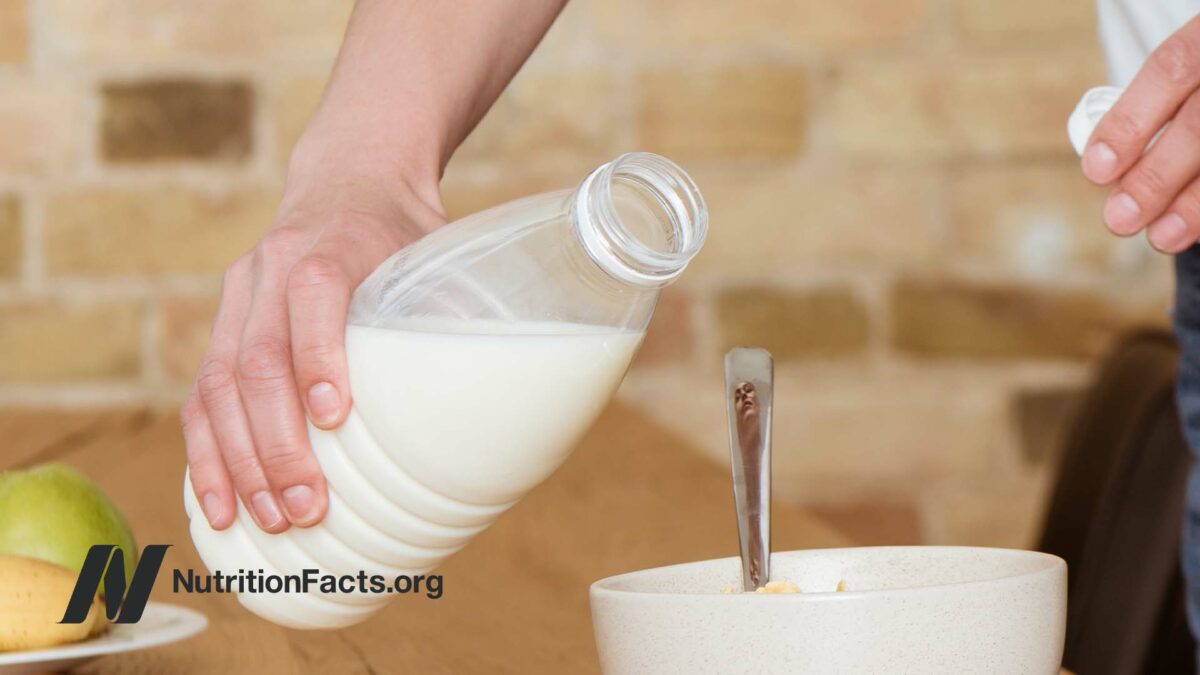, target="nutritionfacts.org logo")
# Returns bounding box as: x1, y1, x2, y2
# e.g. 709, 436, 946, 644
60, 544, 442, 625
